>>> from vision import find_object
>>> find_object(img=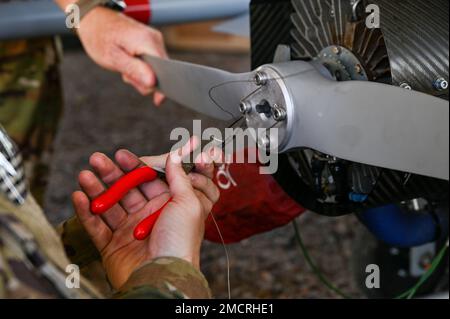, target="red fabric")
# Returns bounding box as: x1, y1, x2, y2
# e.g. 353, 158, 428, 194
205, 150, 306, 244
124, 0, 151, 24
